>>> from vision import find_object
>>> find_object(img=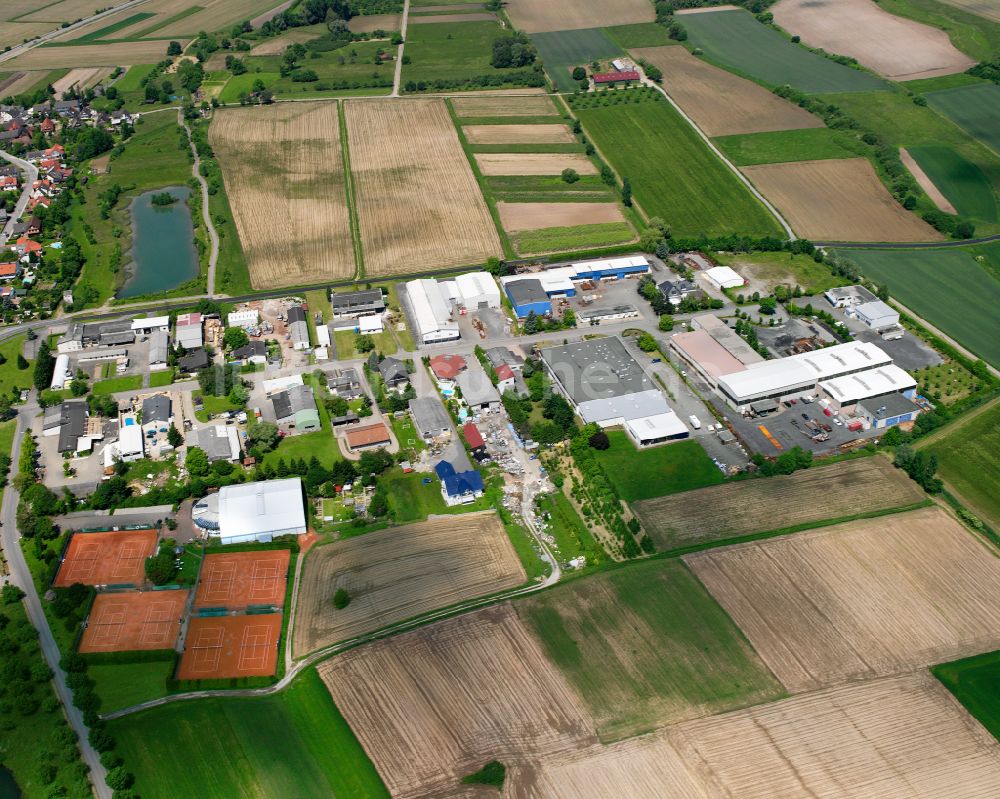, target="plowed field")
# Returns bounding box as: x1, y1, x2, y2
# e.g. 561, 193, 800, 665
475, 153, 597, 175
463, 124, 575, 144
498, 201, 624, 231
452, 95, 556, 117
